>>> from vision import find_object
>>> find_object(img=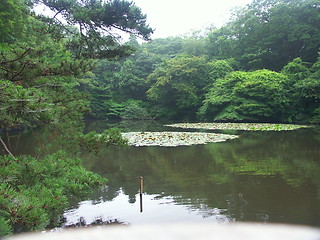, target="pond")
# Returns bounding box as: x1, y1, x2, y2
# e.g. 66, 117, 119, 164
2, 120, 320, 228
69, 120, 320, 228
